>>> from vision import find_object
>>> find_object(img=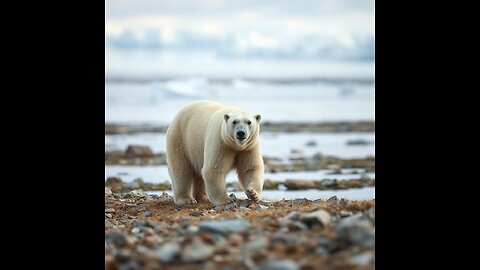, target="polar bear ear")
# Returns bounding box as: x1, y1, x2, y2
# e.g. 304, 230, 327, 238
224, 113, 231, 122
254, 114, 261, 122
